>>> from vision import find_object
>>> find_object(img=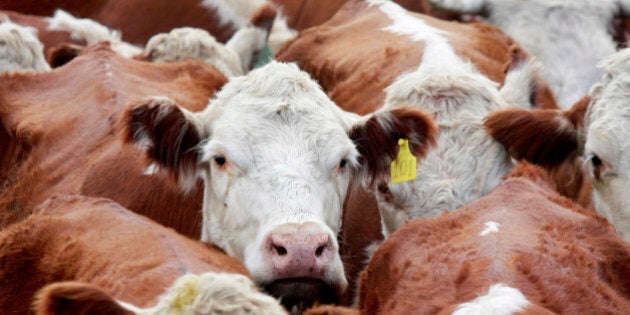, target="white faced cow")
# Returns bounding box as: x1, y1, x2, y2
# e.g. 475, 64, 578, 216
124, 61, 436, 309
485, 47, 630, 242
